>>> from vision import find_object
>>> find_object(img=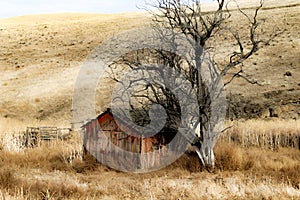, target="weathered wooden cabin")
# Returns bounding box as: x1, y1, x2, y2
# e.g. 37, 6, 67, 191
82, 108, 168, 171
